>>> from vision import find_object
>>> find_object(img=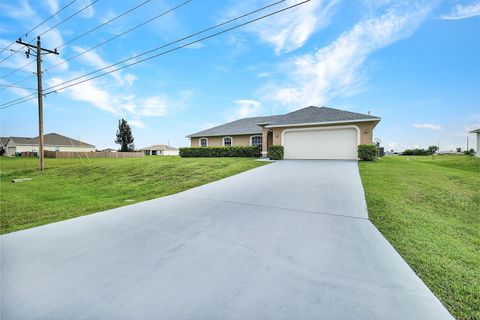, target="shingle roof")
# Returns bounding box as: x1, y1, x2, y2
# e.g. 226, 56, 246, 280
0, 137, 8, 145
187, 106, 380, 137
469, 128, 480, 133
139, 144, 178, 151
8, 133, 95, 148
